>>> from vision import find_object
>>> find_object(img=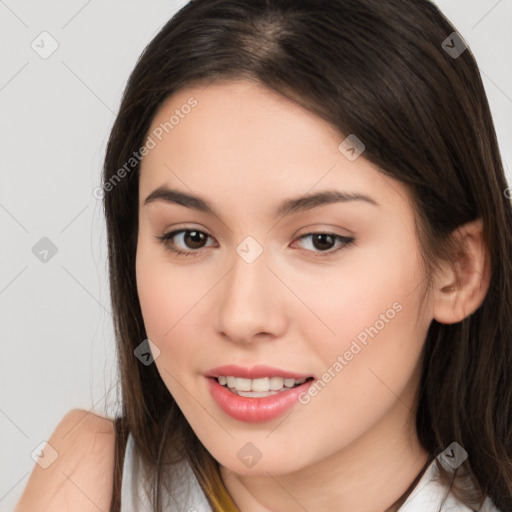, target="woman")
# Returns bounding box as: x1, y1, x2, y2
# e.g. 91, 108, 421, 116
16, 0, 512, 510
